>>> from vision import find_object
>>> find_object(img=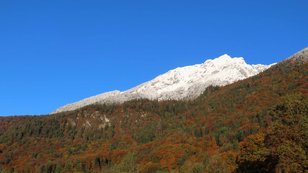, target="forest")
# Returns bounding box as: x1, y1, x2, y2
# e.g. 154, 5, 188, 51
0, 51, 307, 173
